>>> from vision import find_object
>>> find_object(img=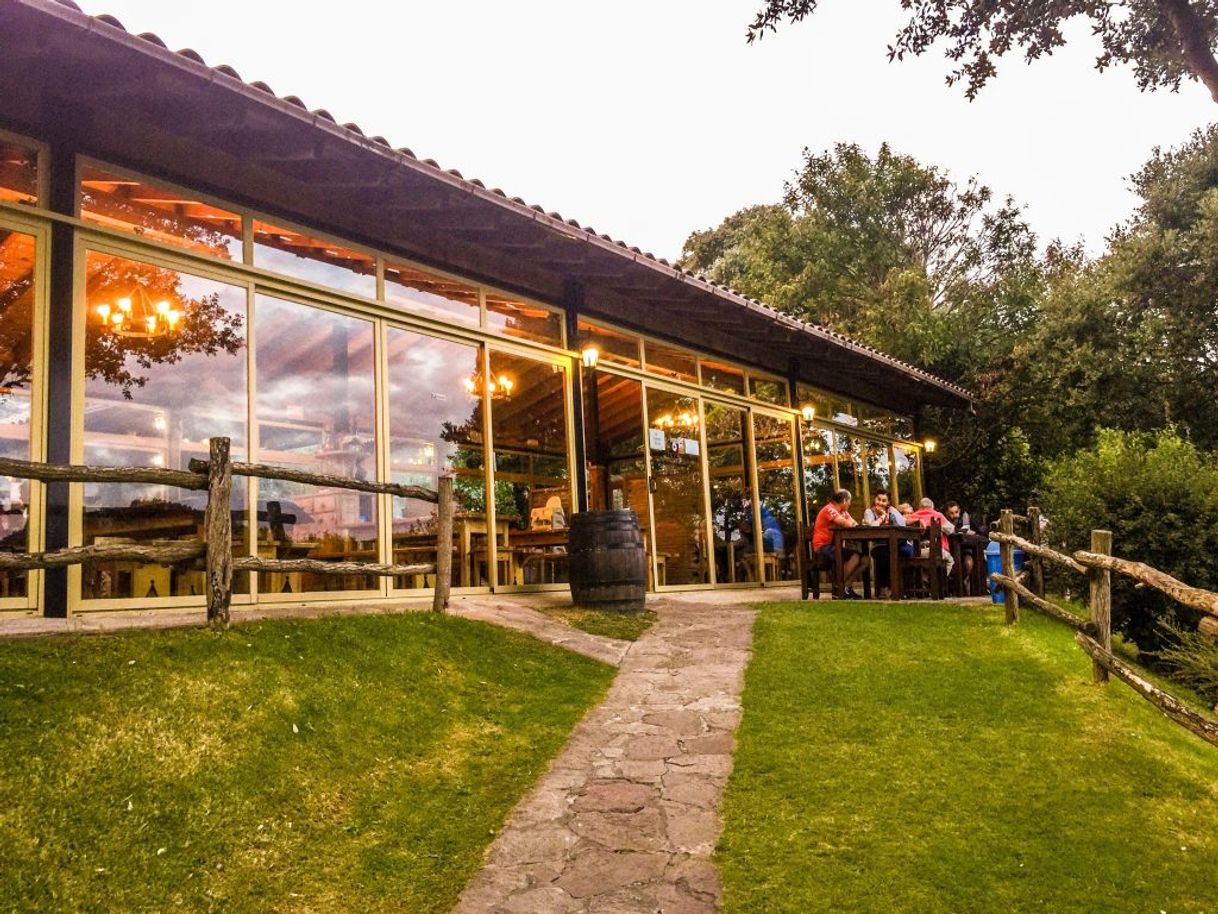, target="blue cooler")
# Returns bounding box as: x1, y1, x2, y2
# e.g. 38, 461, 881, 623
985, 541, 1026, 603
